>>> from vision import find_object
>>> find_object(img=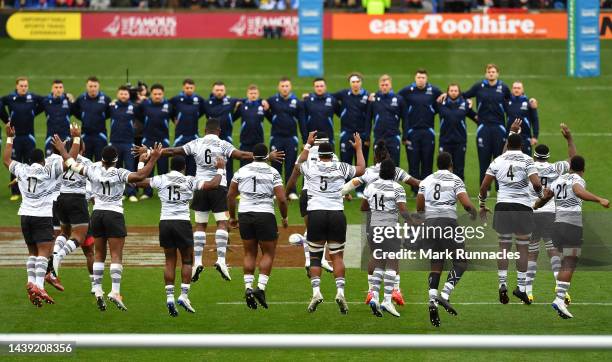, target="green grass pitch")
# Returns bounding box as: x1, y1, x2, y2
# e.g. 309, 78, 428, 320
0, 38, 611, 360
